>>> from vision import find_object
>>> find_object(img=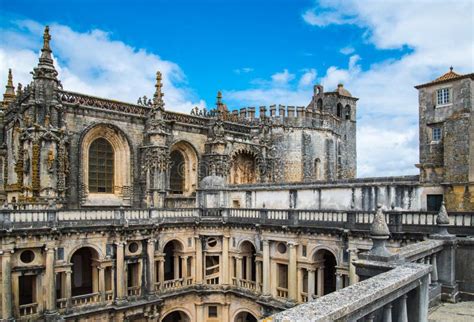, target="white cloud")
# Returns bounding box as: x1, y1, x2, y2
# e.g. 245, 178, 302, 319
298, 69, 317, 88
271, 69, 295, 85
340, 46, 355, 55
0, 20, 205, 113
234, 67, 254, 74
227, 0, 473, 177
